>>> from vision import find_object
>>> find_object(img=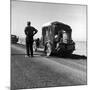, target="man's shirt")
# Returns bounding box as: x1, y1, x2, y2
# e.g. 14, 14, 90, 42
25, 26, 37, 41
